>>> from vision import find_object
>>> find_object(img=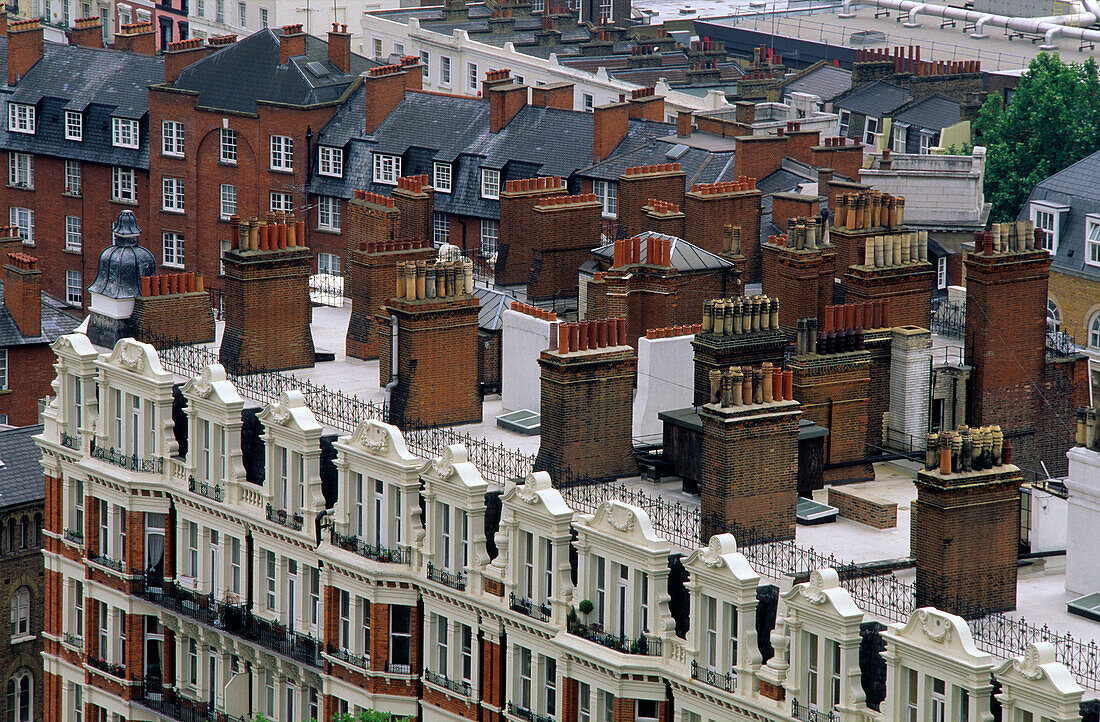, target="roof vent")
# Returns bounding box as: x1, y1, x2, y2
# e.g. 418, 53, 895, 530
306, 61, 328, 77
666, 143, 689, 160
